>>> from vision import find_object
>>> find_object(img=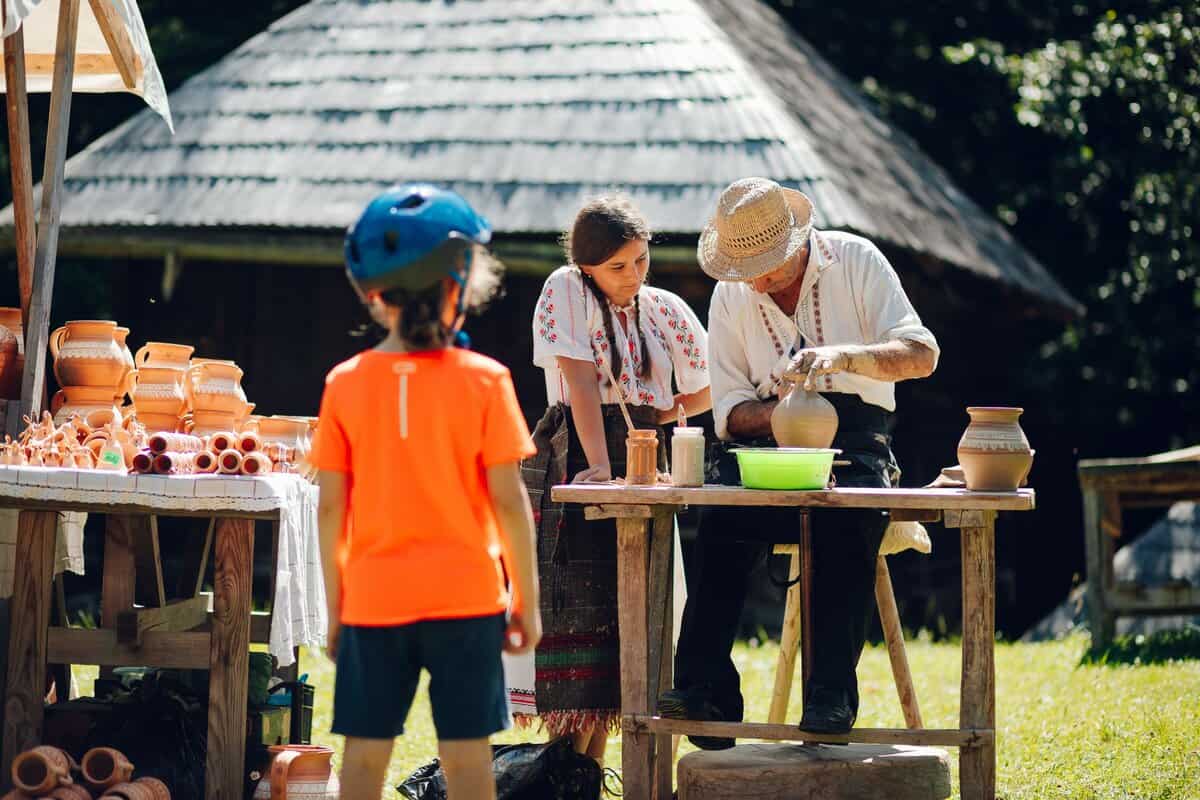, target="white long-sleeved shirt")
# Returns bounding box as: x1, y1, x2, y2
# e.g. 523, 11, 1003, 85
709, 230, 940, 440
